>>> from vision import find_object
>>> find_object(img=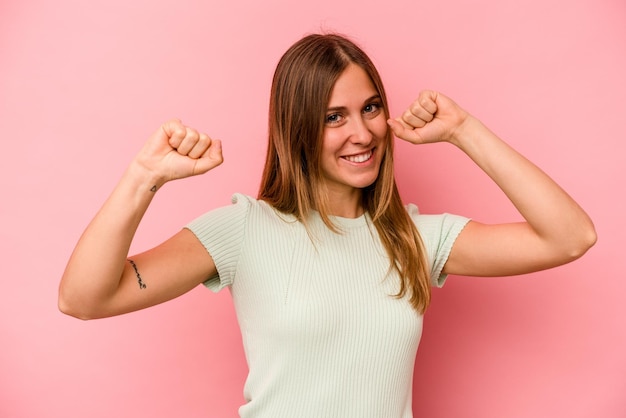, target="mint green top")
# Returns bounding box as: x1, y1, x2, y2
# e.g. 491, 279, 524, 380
187, 194, 469, 418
